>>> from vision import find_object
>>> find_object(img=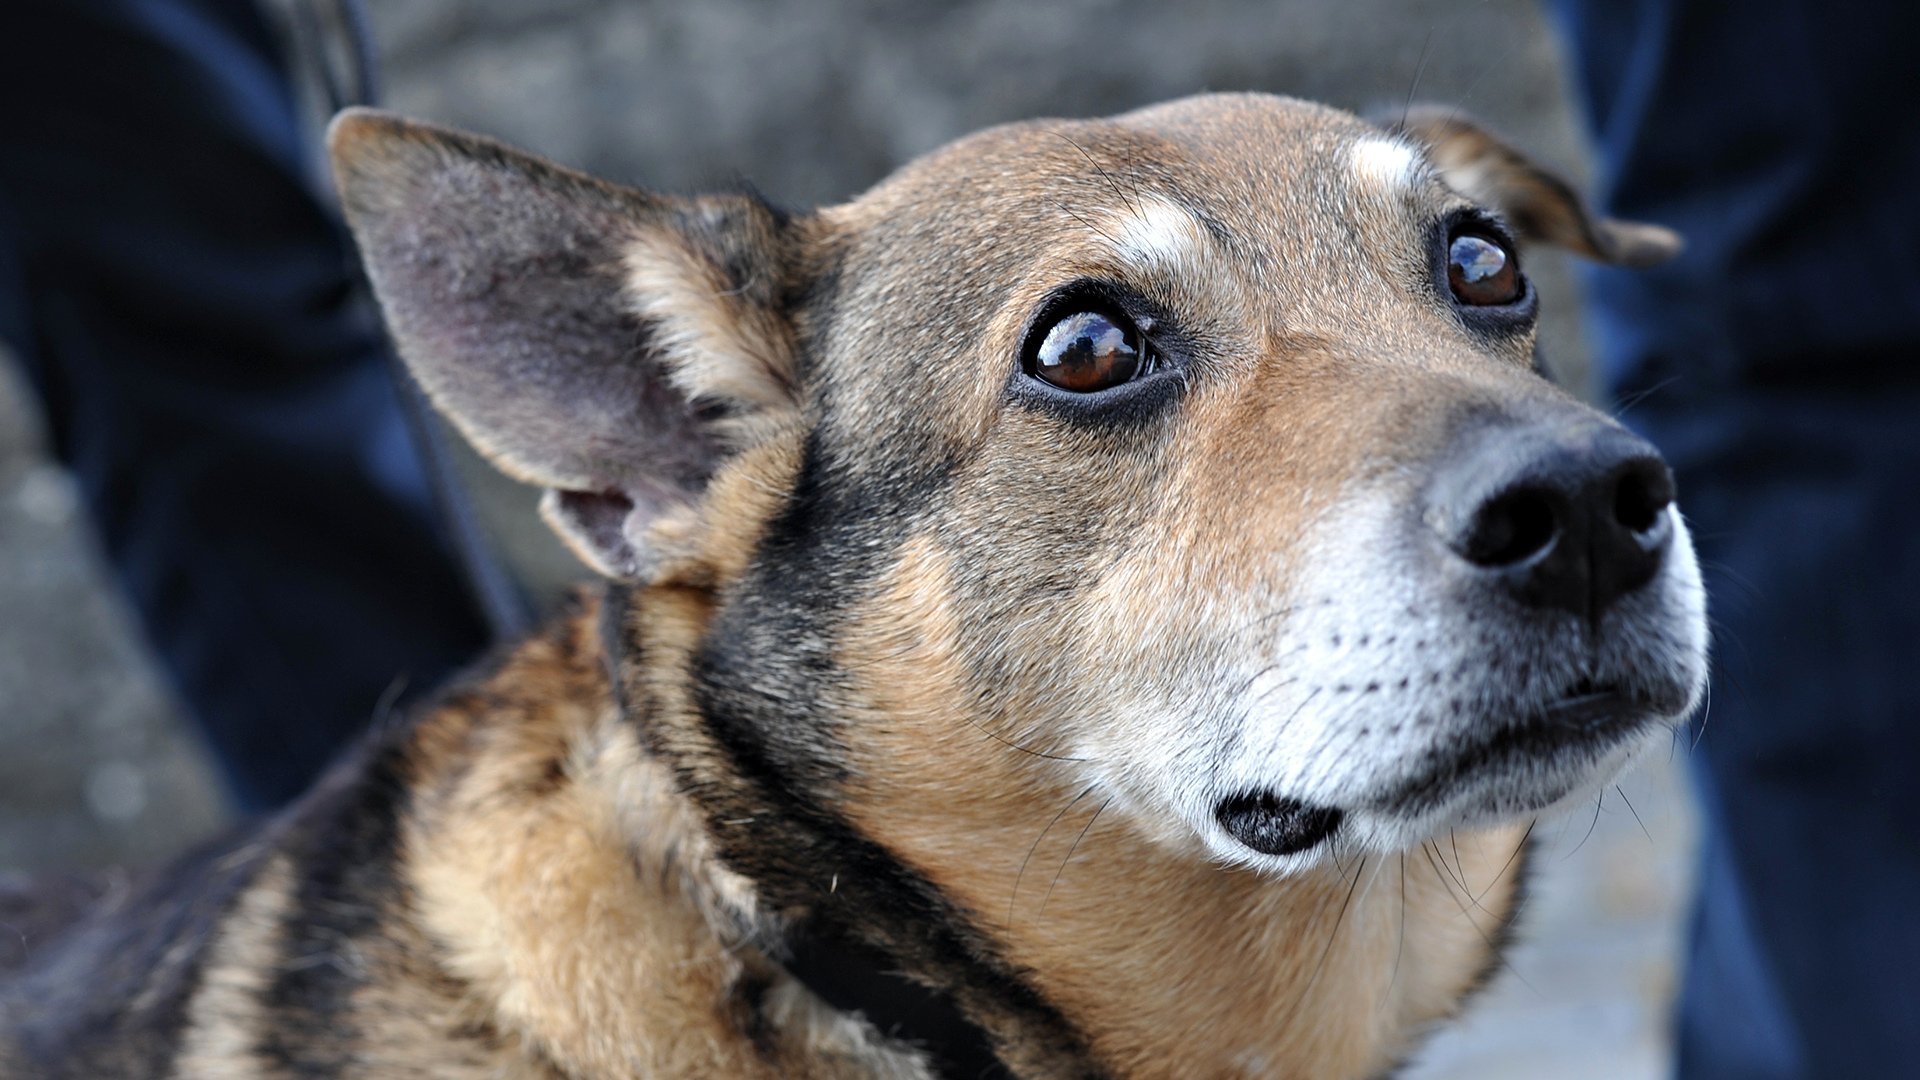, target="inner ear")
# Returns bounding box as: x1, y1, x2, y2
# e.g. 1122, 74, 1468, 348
1388, 105, 1683, 268
328, 108, 803, 581
542, 489, 643, 580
